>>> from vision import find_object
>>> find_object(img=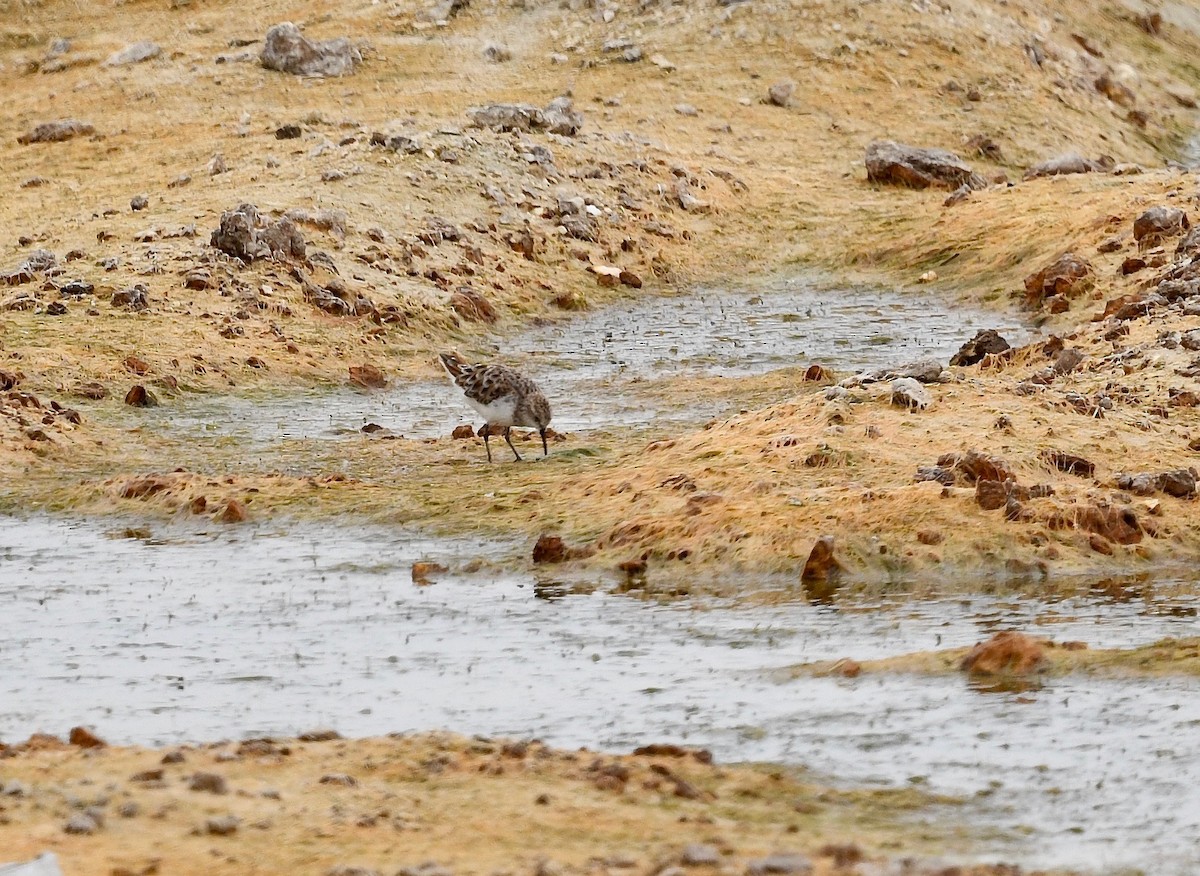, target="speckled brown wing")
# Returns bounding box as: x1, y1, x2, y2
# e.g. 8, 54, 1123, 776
456, 364, 534, 406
